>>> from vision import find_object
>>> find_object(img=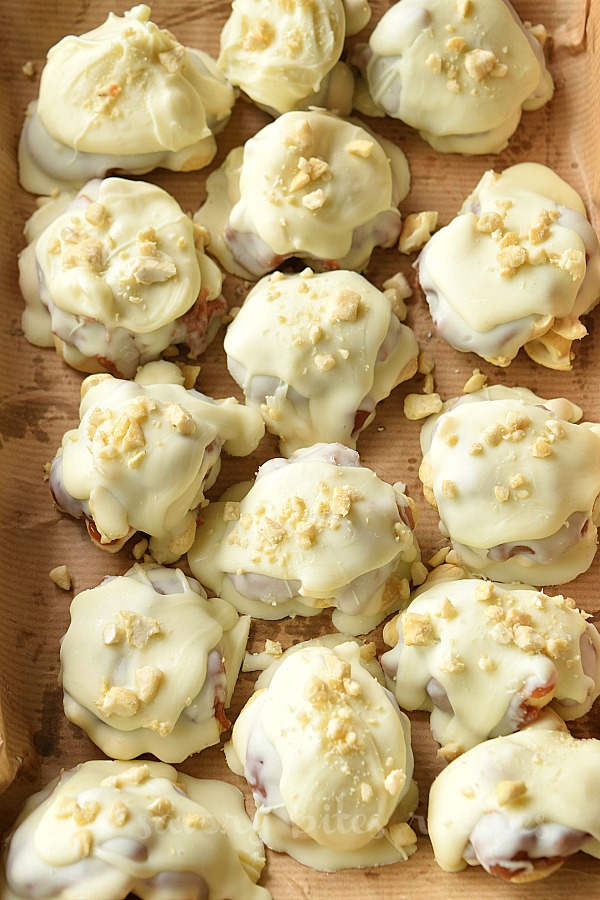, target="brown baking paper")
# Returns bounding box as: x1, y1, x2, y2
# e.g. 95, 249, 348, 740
1, 1, 600, 897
